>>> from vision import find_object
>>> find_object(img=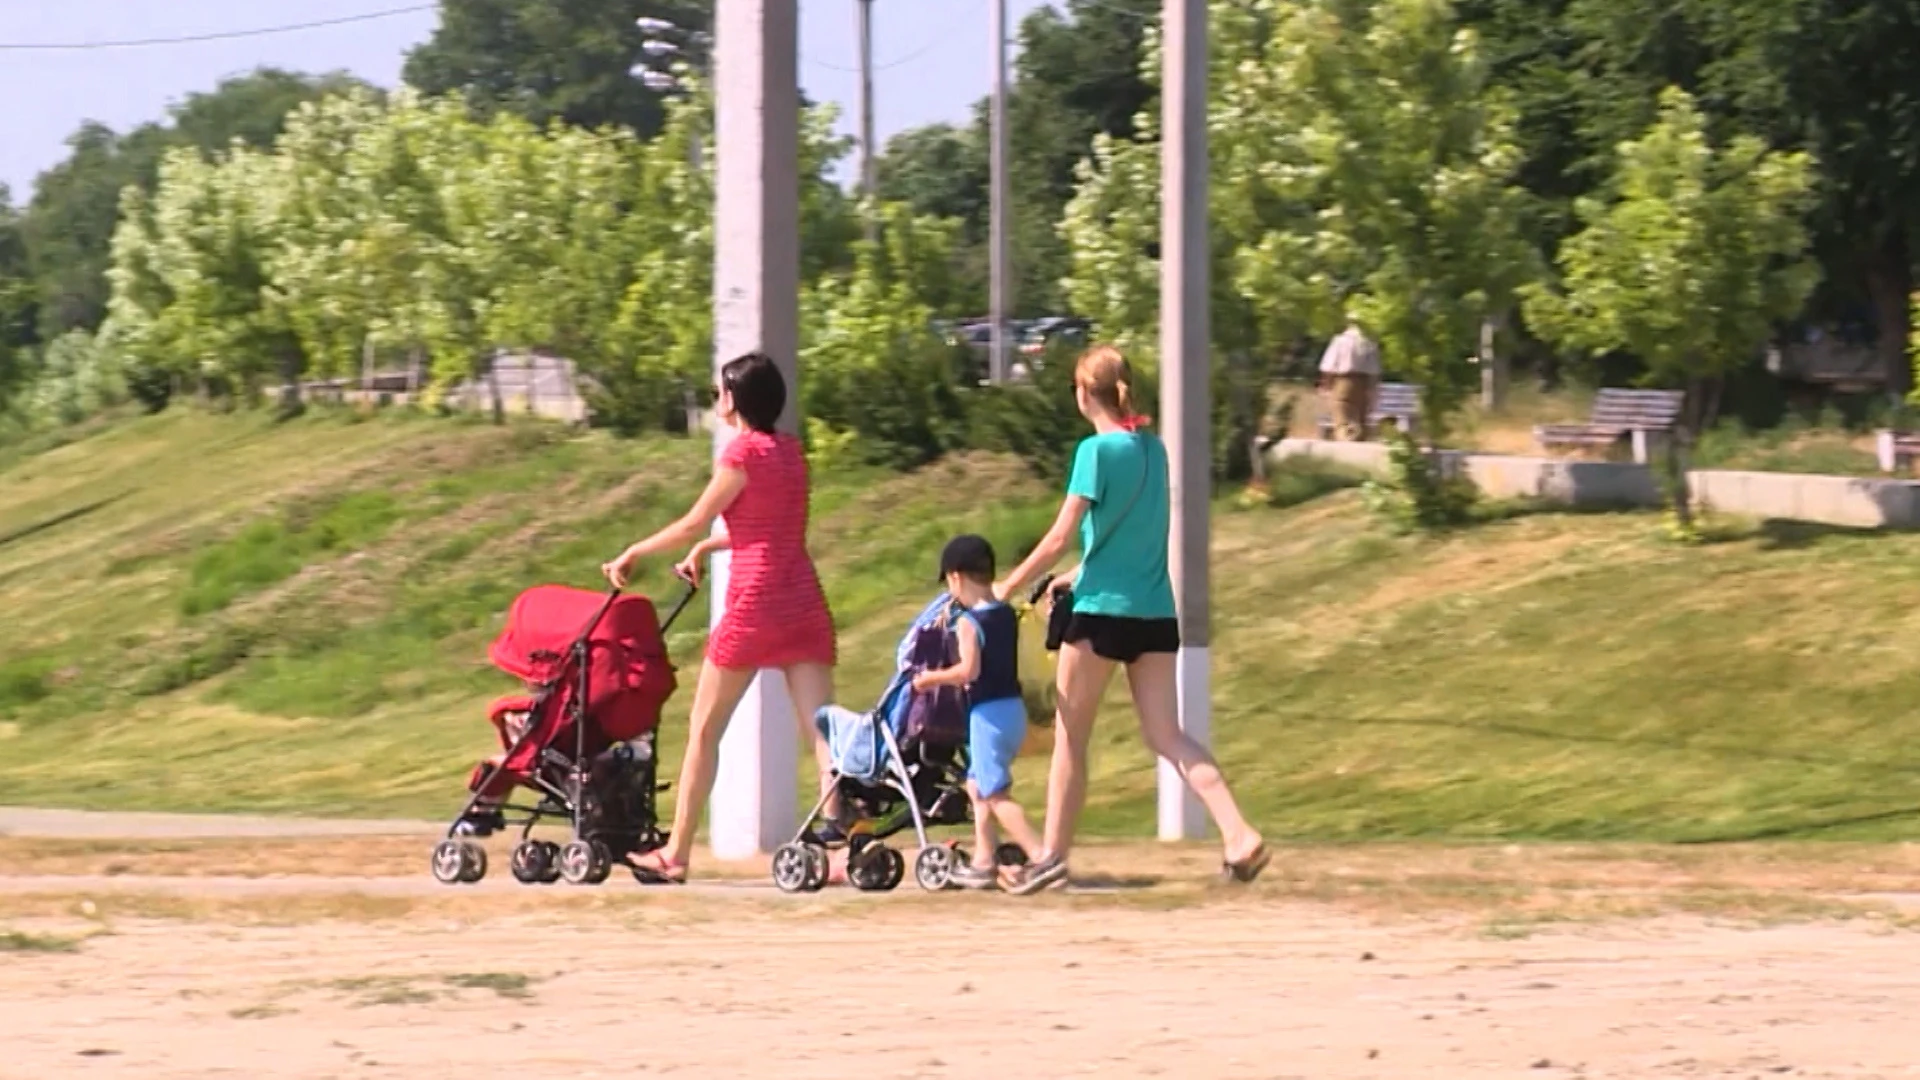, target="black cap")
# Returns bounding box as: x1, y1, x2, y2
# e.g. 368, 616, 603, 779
938, 534, 996, 583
